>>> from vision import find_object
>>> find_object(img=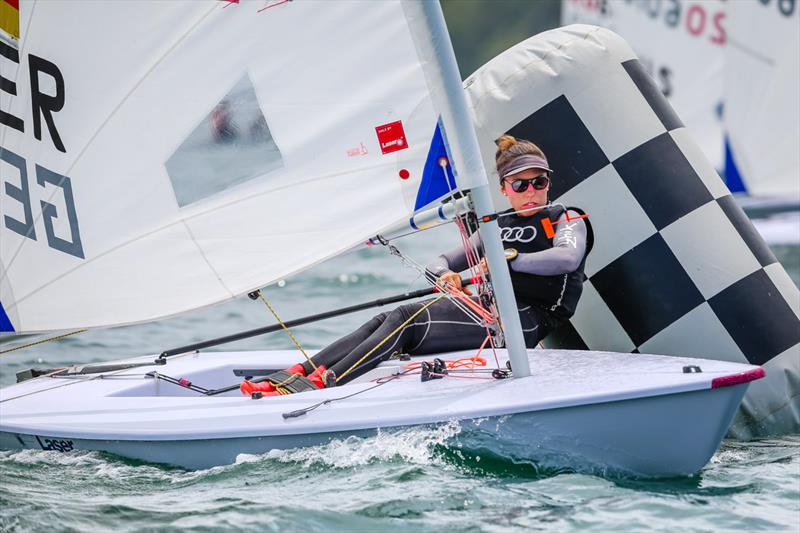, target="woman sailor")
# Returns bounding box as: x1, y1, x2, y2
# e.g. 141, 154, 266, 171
240, 135, 592, 396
